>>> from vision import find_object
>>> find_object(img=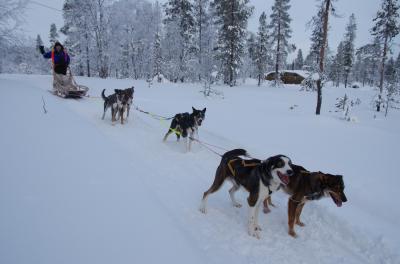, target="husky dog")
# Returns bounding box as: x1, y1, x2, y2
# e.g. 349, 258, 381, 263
264, 164, 347, 238
199, 149, 294, 239
163, 107, 206, 152
116, 87, 134, 124
101, 89, 124, 122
